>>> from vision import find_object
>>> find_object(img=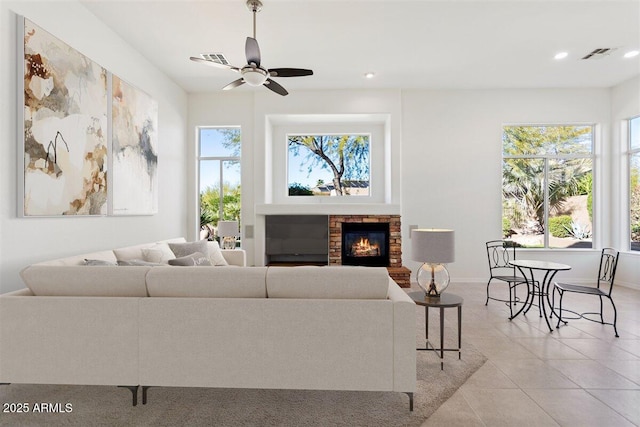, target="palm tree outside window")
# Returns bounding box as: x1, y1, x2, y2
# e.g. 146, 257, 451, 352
502, 125, 594, 249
